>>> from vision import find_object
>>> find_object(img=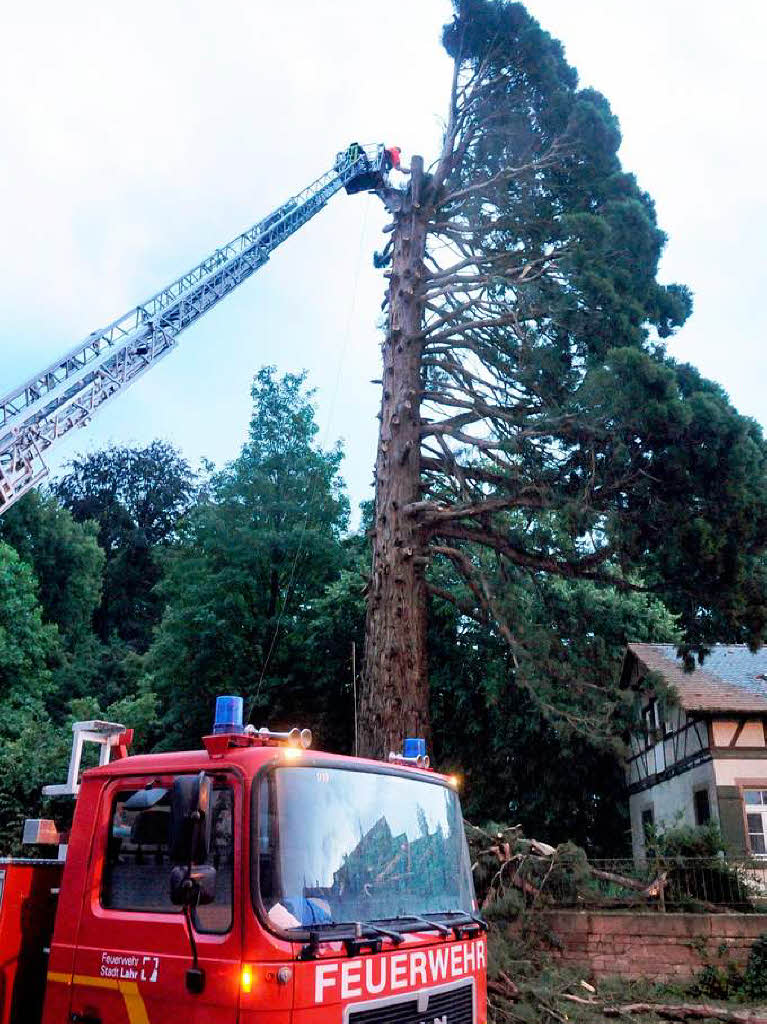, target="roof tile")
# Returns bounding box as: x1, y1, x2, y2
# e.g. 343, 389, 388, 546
627, 643, 767, 713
